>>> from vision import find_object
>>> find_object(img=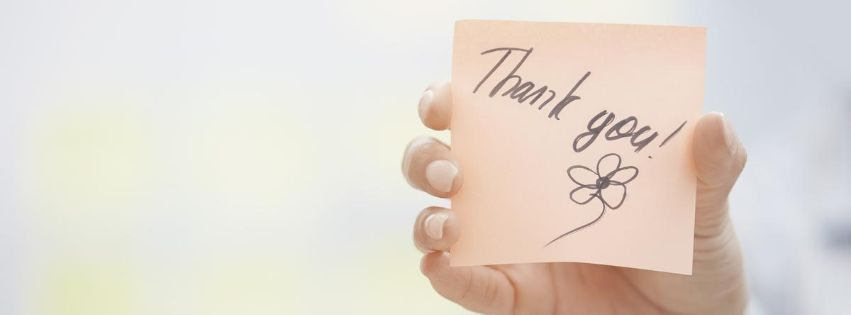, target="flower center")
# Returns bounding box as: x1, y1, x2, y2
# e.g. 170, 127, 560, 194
596, 176, 611, 189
